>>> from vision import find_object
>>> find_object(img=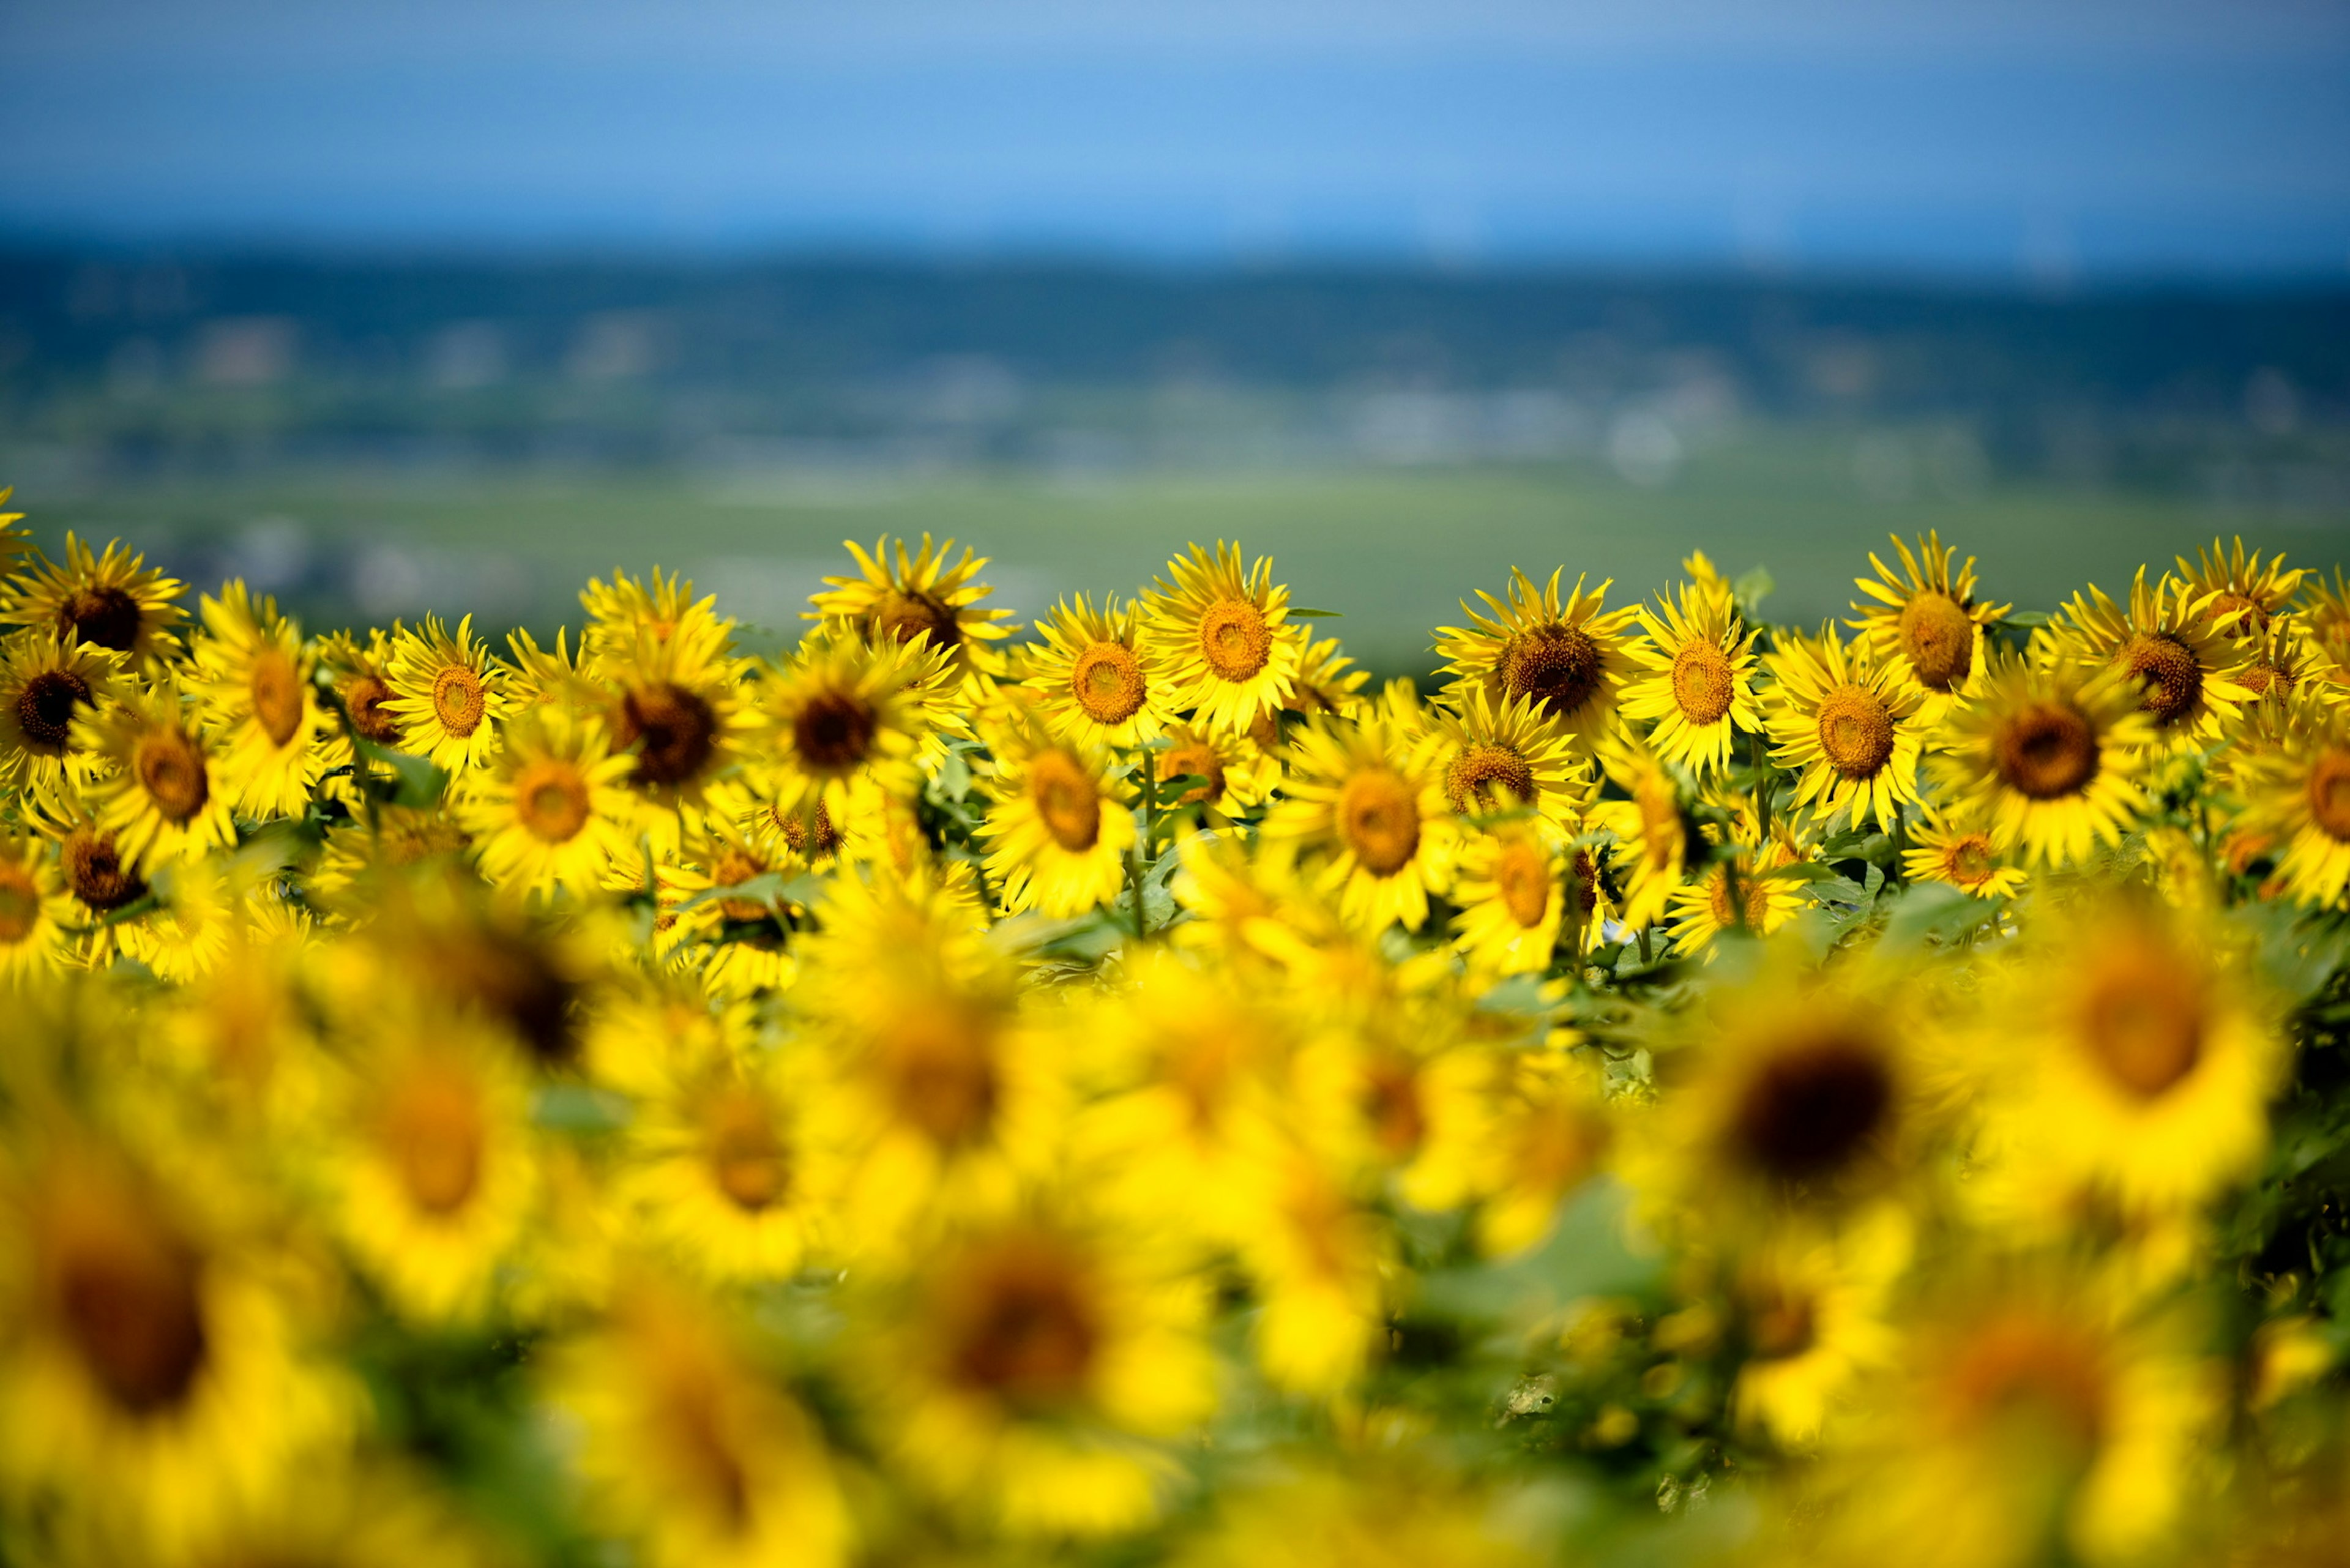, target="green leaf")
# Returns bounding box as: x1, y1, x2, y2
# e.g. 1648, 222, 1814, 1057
351, 736, 449, 808
532, 1085, 632, 1133
1288, 608, 1345, 618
